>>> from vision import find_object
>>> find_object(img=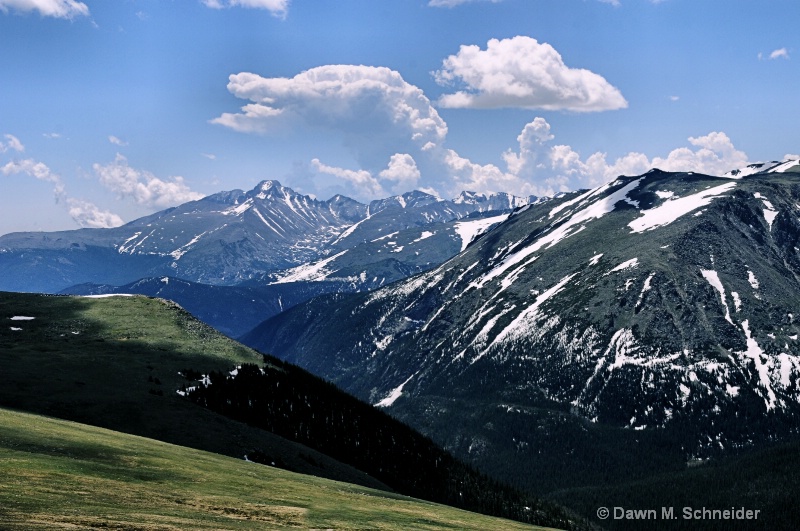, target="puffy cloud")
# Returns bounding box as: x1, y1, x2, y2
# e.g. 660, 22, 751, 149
93, 154, 204, 208
379, 153, 421, 192
108, 135, 128, 146
437, 118, 750, 200
1, 158, 66, 200
1, 155, 123, 228
785, 153, 800, 160
66, 198, 124, 228
769, 48, 790, 60
201, 0, 289, 18
759, 48, 790, 61
0, 134, 24, 153
212, 65, 448, 167
434, 36, 627, 112
0, 0, 89, 19
650, 132, 749, 176
443, 148, 540, 197
311, 158, 384, 197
